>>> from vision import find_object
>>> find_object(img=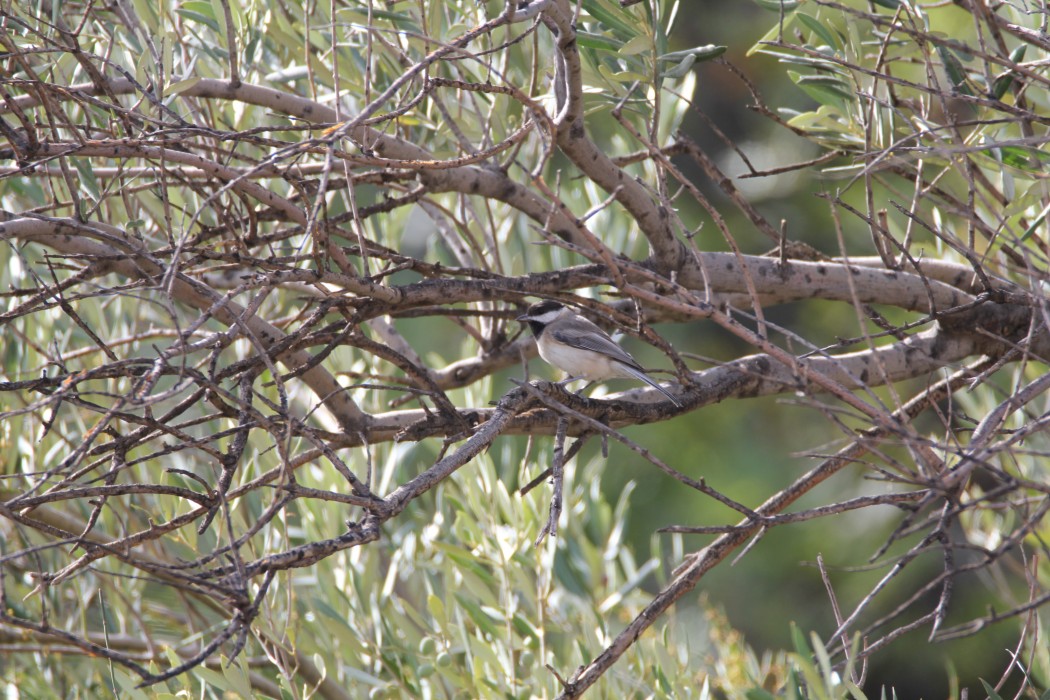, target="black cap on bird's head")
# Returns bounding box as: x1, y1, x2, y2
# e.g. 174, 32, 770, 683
517, 300, 565, 320
516, 300, 568, 336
